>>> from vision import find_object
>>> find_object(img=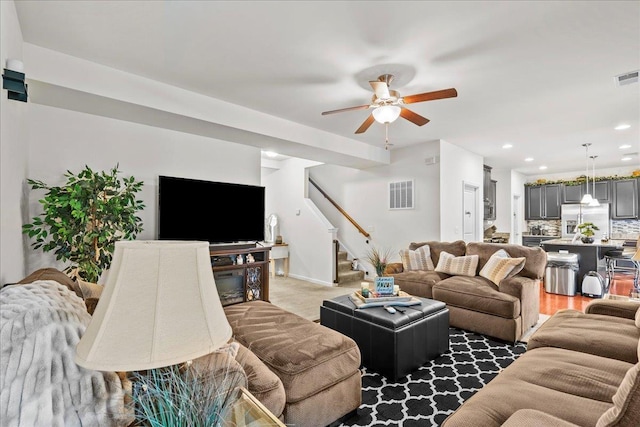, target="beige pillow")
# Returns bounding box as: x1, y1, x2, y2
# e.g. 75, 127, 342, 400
596, 363, 640, 427
400, 245, 435, 271
479, 250, 526, 285
77, 279, 104, 300
435, 251, 479, 277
